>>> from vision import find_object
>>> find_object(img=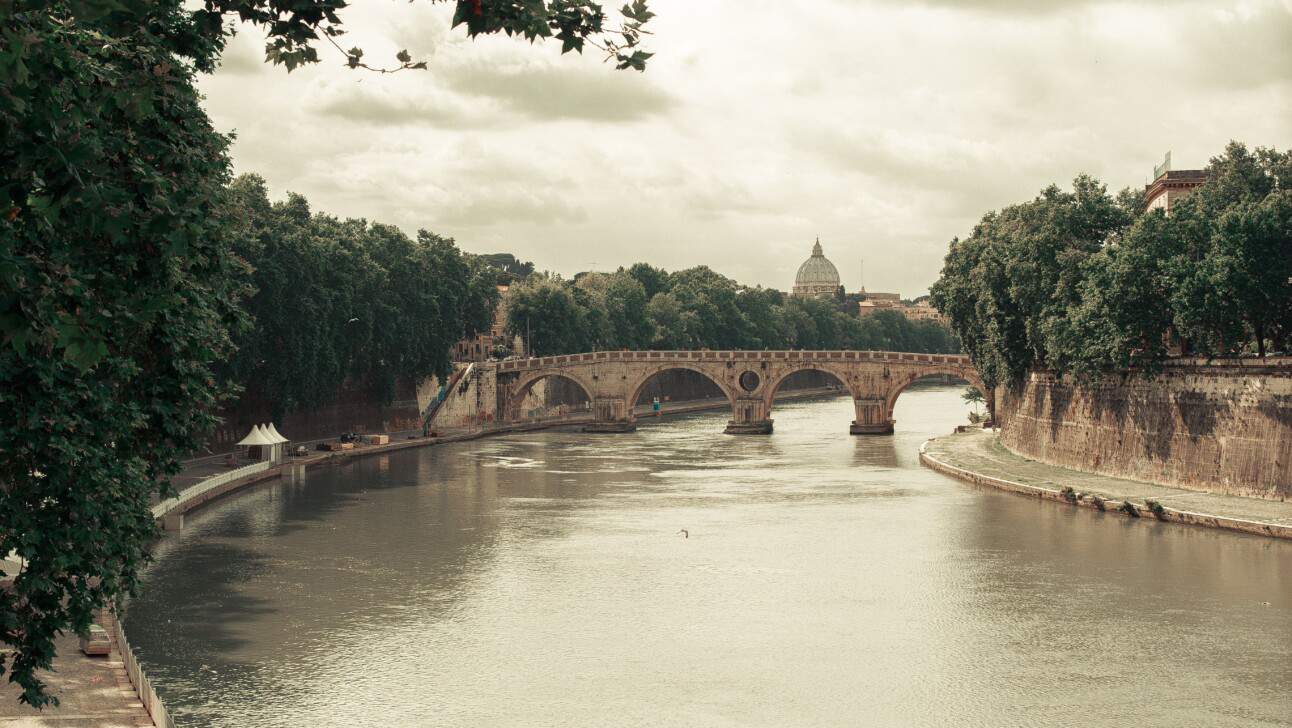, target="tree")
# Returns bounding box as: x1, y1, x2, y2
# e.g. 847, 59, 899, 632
931, 141, 1290, 386
0, 17, 247, 706
504, 276, 591, 356
38, 0, 655, 75
495, 259, 962, 359
479, 253, 535, 285
602, 272, 652, 349
1168, 144, 1291, 357
931, 176, 1135, 387
645, 292, 692, 349
626, 262, 669, 300
1058, 211, 1177, 377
